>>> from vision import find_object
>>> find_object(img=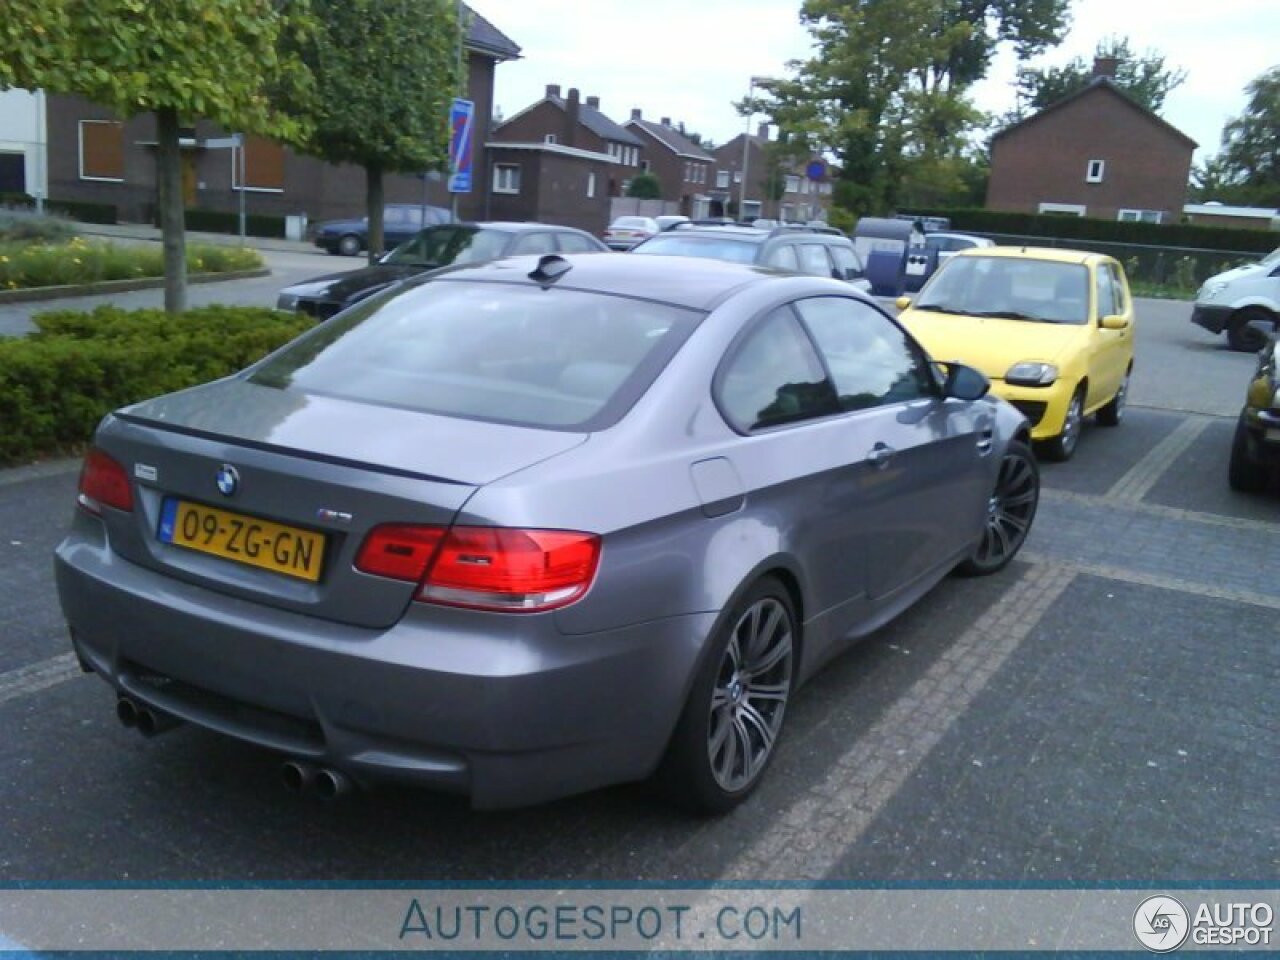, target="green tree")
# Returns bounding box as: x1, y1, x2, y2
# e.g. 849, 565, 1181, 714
290, 0, 461, 262
1014, 36, 1187, 115
626, 172, 661, 199
0, 0, 312, 312
750, 0, 1068, 217
1216, 65, 1280, 207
